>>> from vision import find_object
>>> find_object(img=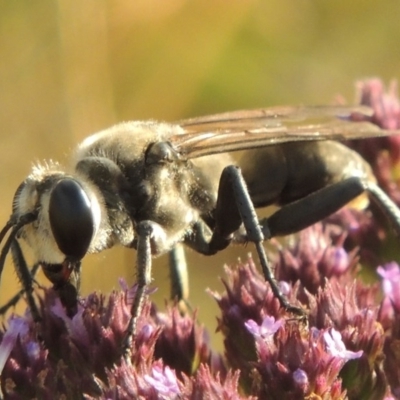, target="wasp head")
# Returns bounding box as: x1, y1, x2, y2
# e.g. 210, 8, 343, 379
1, 162, 105, 272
